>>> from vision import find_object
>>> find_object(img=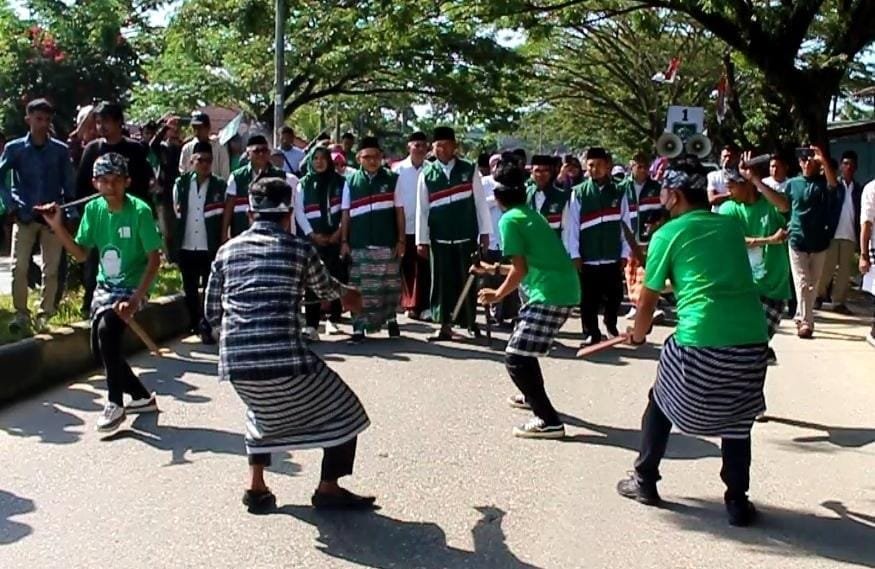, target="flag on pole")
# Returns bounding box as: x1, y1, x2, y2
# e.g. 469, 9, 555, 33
715, 74, 729, 124
651, 57, 681, 84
